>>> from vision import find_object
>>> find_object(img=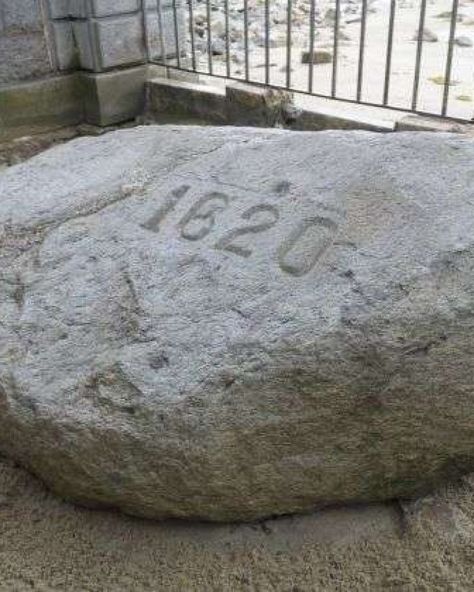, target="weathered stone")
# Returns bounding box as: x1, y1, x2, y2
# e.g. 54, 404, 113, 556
1, 127, 474, 522
1, 0, 43, 31
72, 13, 146, 71
0, 74, 83, 142
454, 36, 473, 48
148, 79, 227, 124
48, 0, 71, 20
254, 32, 286, 48
0, 31, 52, 84
50, 20, 79, 71
211, 38, 226, 55
412, 28, 438, 43
301, 50, 333, 64
226, 82, 292, 127
68, 0, 141, 18
435, 10, 465, 22
81, 66, 148, 126
0, 0, 53, 85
